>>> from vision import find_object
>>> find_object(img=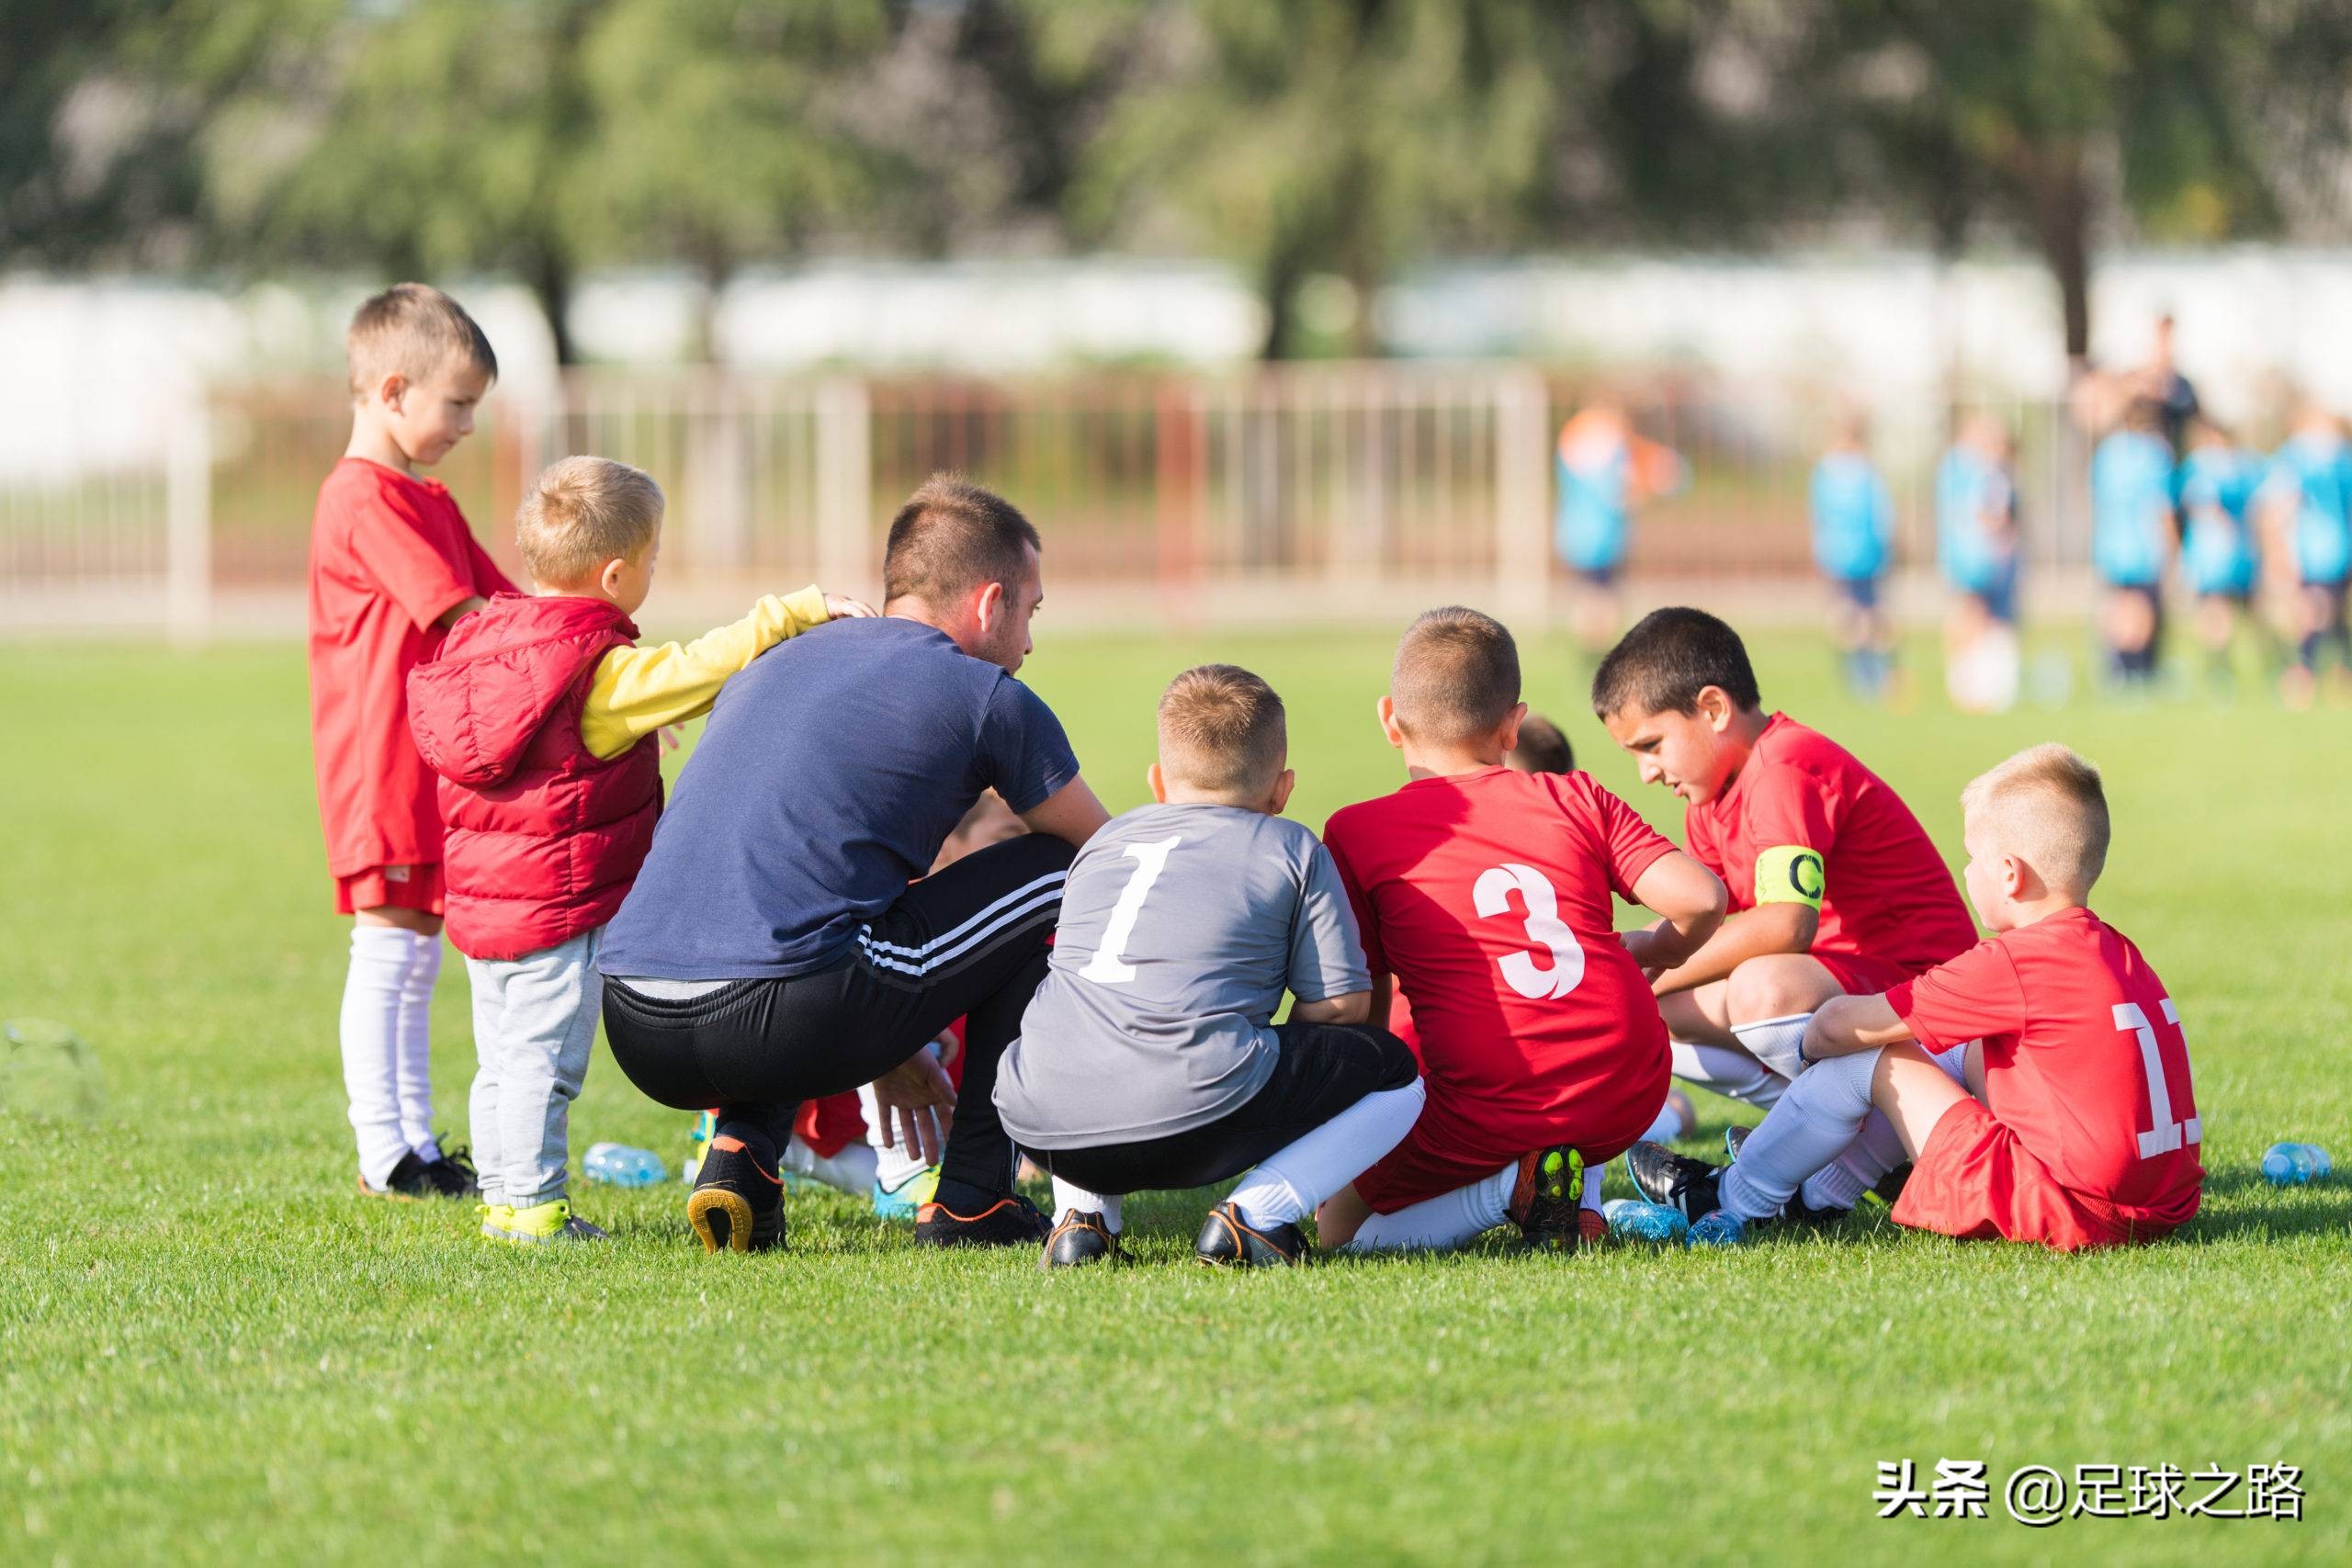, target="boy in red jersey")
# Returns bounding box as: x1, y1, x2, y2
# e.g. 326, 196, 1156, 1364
1630, 745, 2202, 1250
1594, 607, 1978, 1213
311, 284, 515, 1200
408, 457, 861, 1243
1317, 608, 1727, 1254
